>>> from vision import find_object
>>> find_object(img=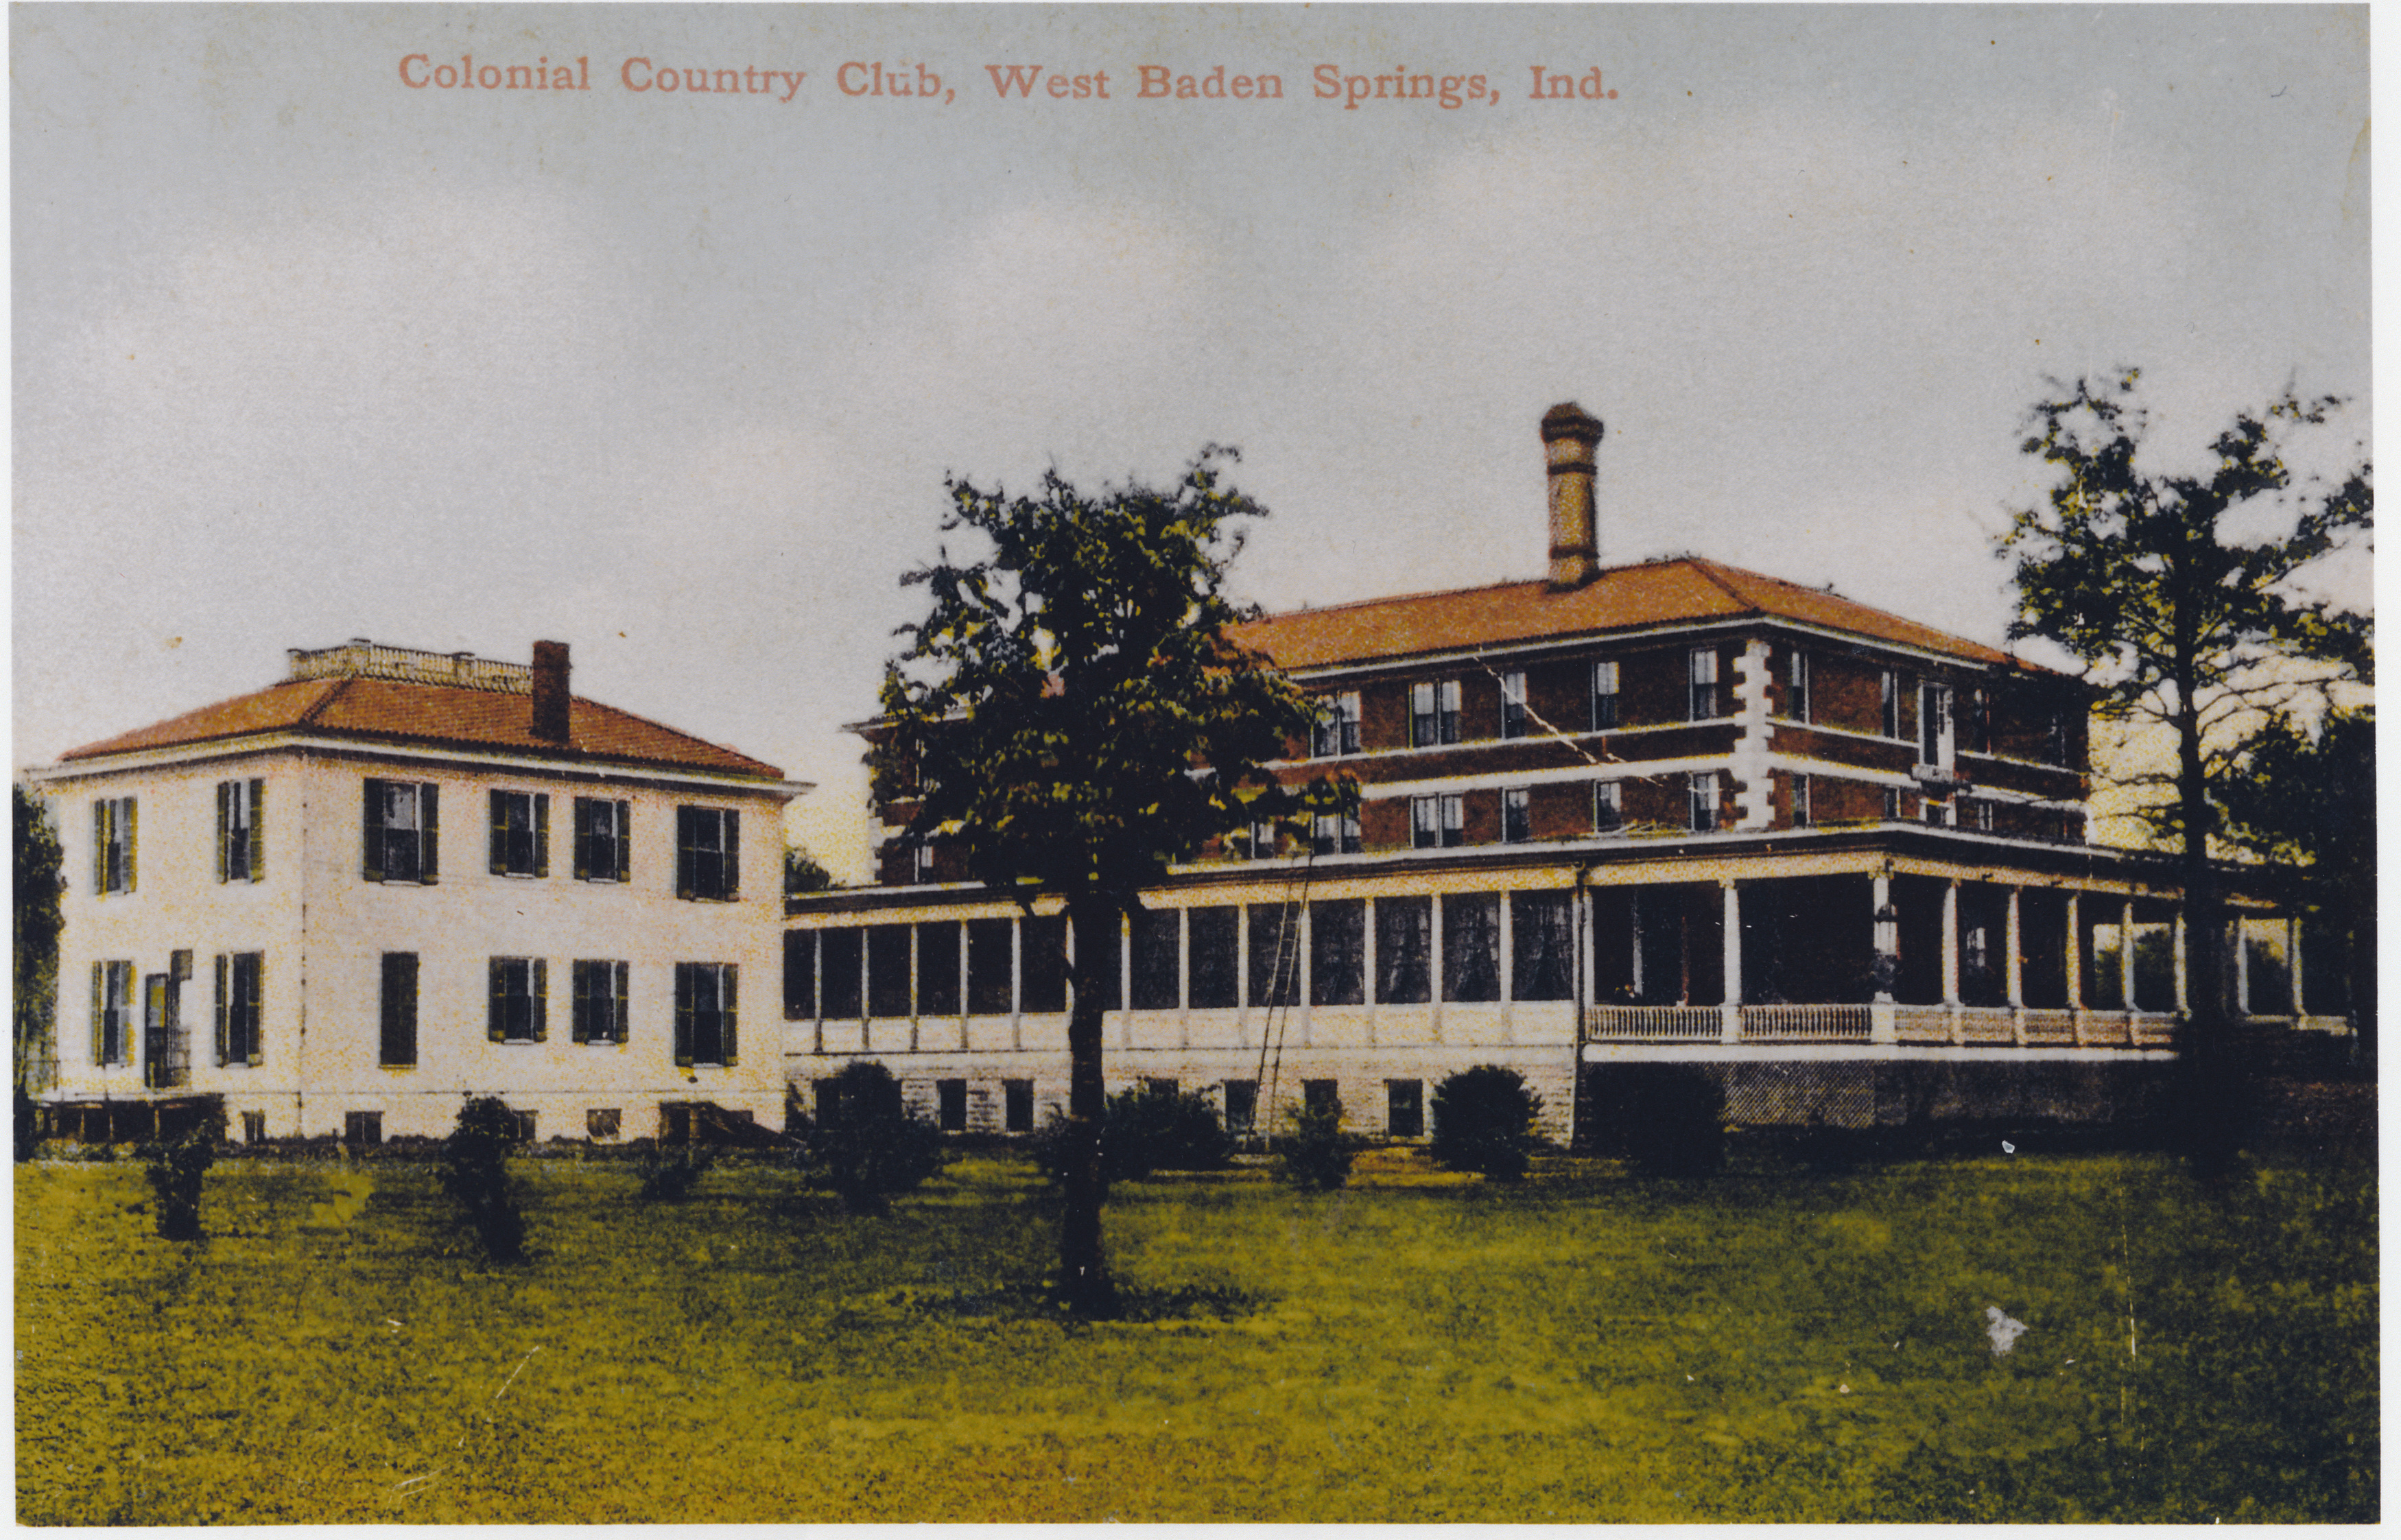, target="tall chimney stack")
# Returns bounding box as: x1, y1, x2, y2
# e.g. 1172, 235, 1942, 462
1541, 401, 1605, 589
531, 641, 571, 744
